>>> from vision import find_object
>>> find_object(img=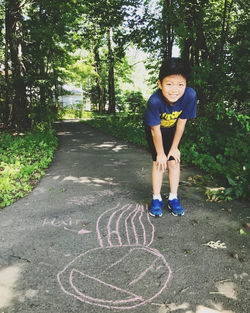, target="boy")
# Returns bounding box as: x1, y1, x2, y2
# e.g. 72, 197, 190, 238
143, 58, 197, 217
